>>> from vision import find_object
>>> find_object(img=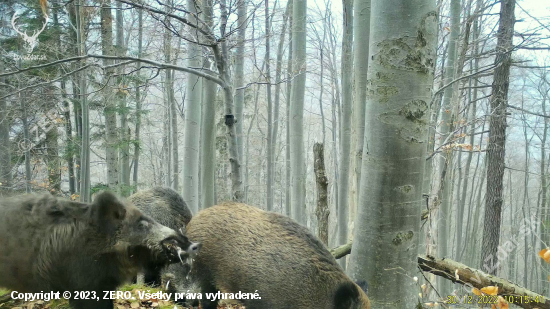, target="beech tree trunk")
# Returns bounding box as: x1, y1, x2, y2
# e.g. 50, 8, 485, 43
539, 78, 549, 295
234, 0, 246, 164
132, 5, 143, 189
337, 0, 353, 270
101, 0, 119, 190
436, 0, 460, 295
182, 0, 202, 213
273, 0, 291, 213
77, 0, 90, 201
266, 0, 274, 211
116, 0, 131, 196
289, 0, 307, 224
349, 0, 371, 239
347, 0, 437, 306
285, 6, 293, 217
200, 0, 217, 209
